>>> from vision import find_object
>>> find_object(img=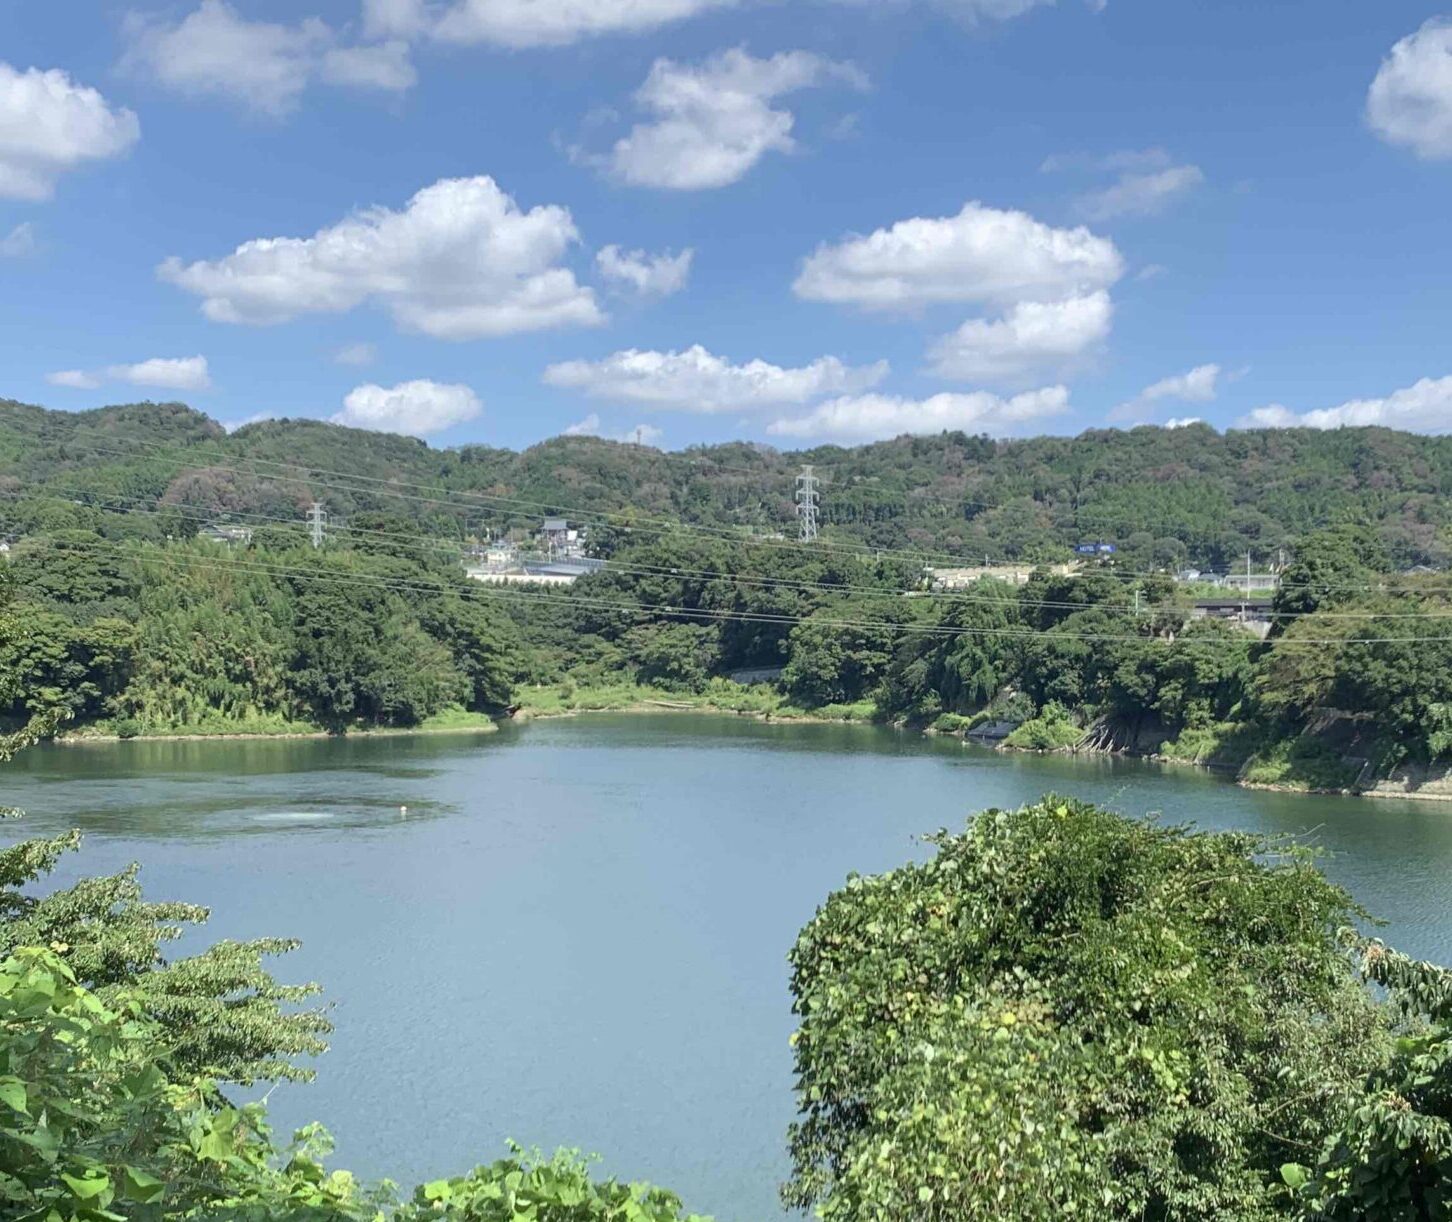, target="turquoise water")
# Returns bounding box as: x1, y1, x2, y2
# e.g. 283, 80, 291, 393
6, 714, 1452, 1220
